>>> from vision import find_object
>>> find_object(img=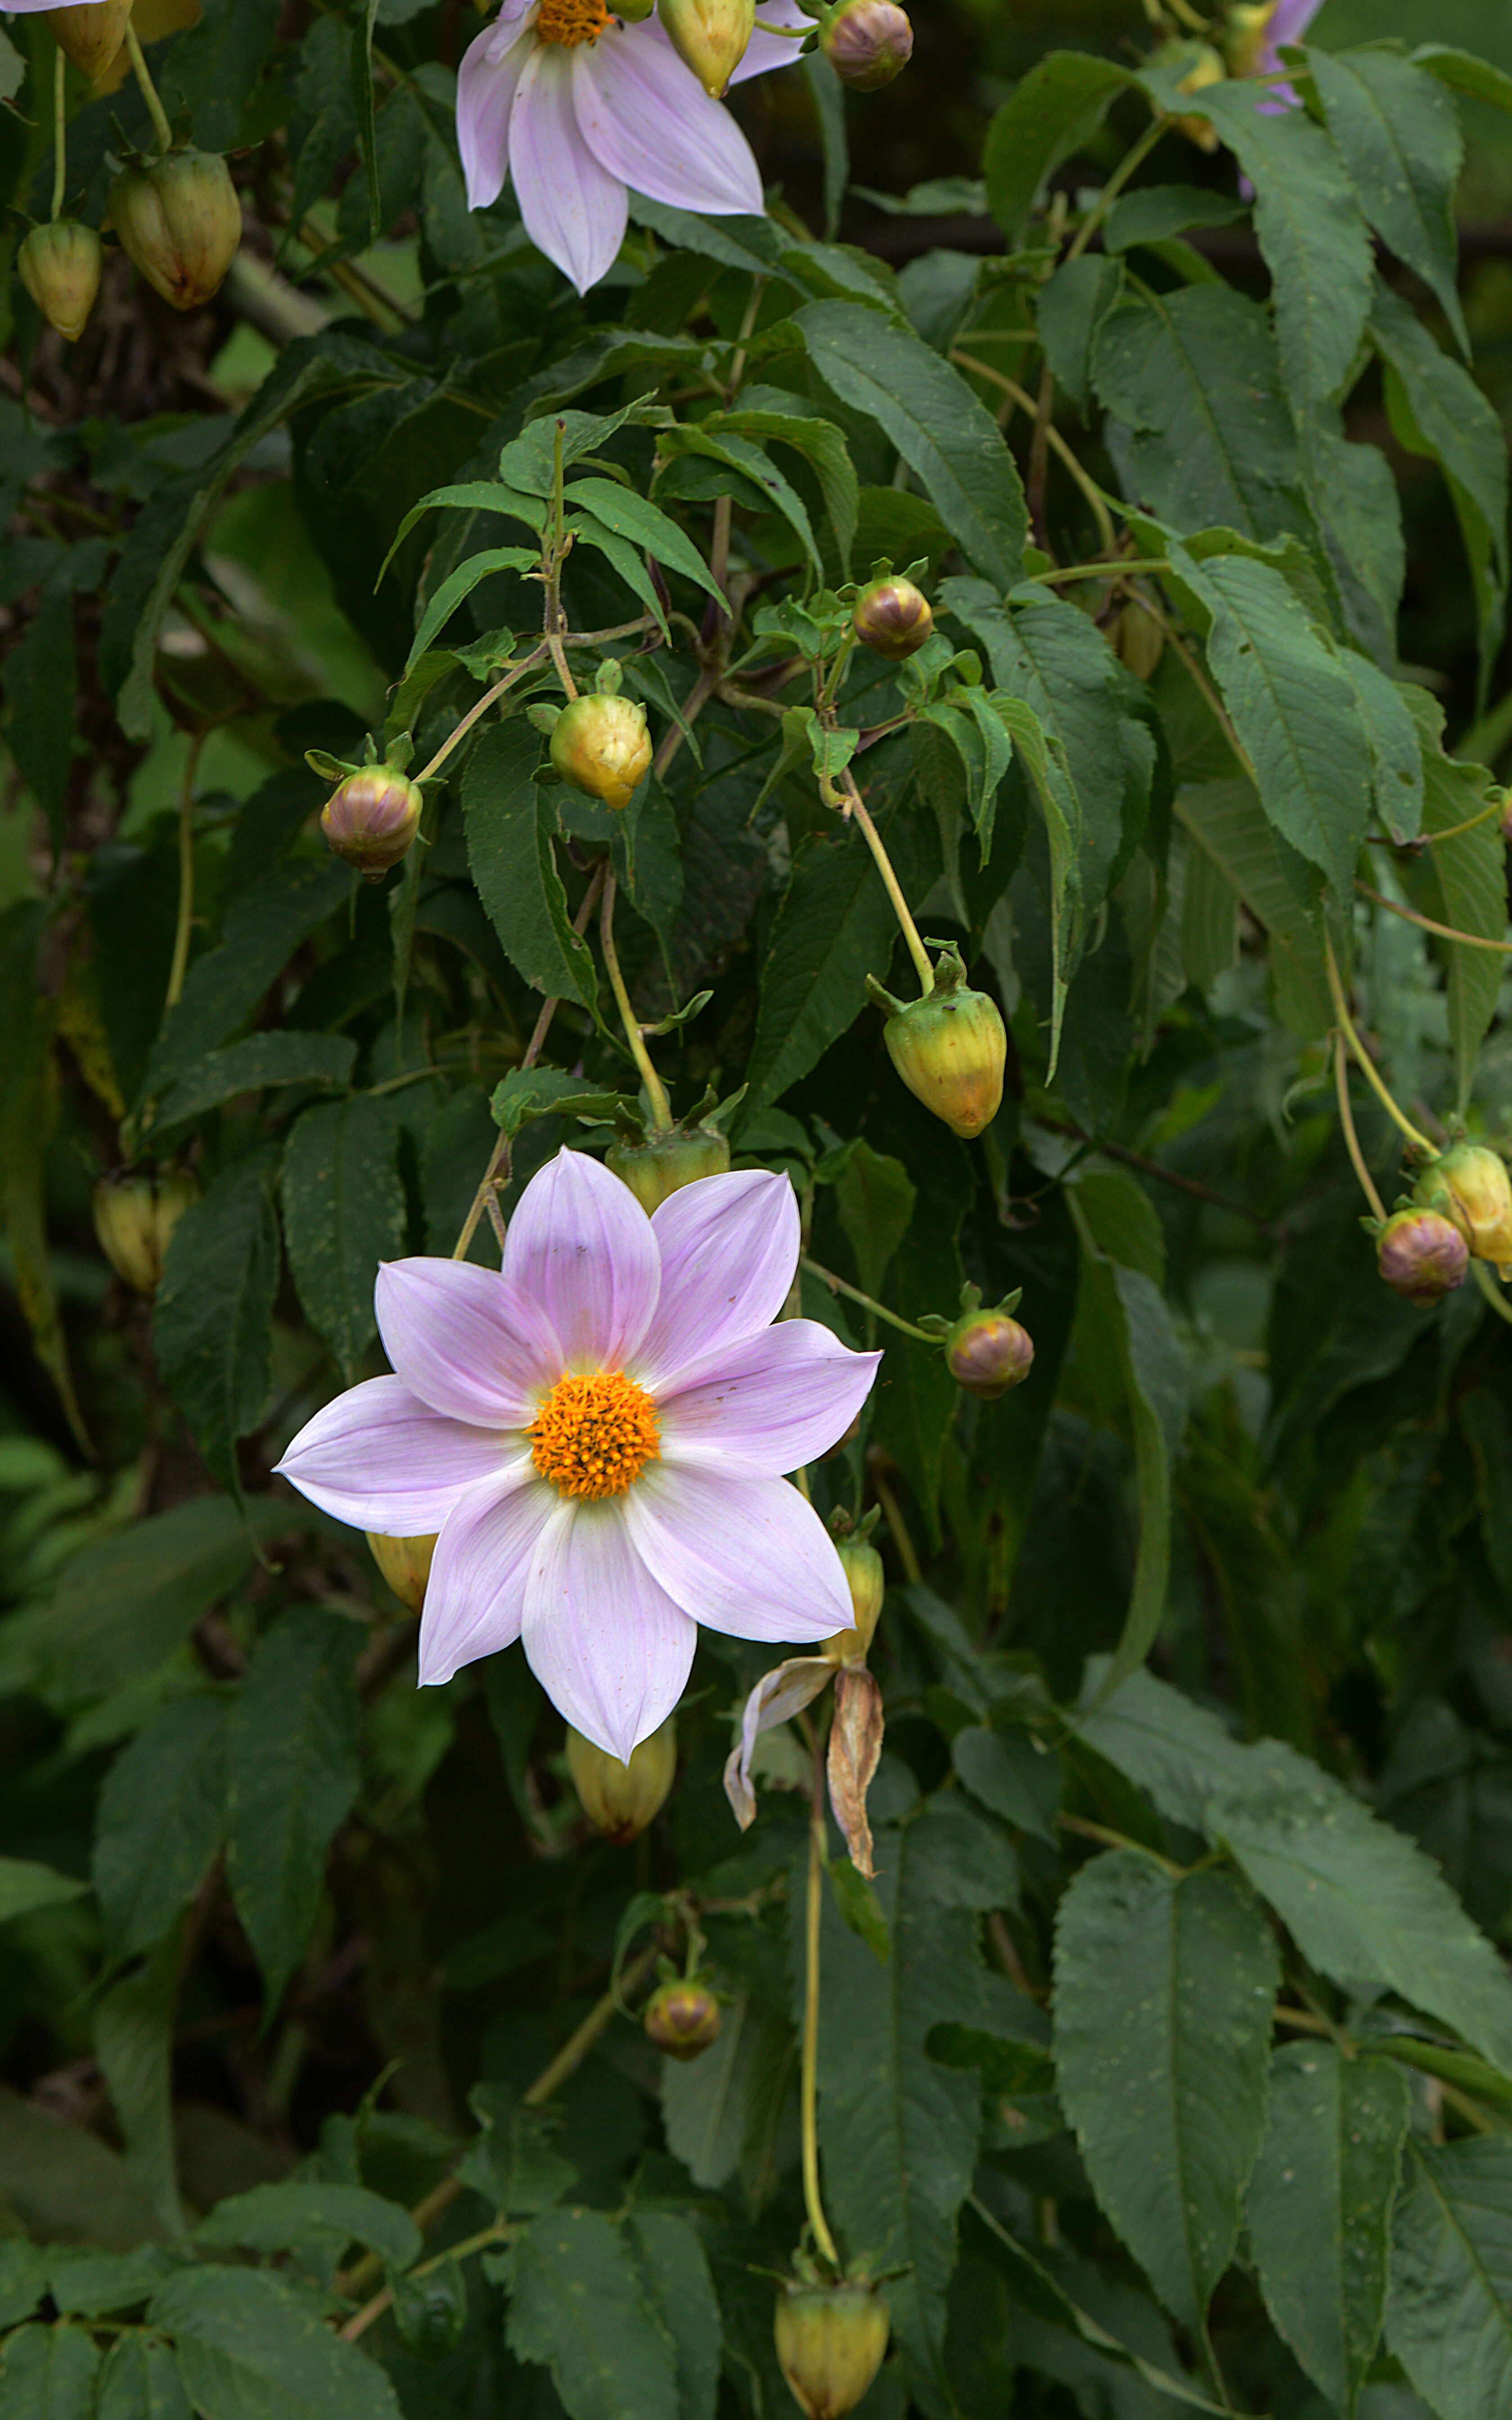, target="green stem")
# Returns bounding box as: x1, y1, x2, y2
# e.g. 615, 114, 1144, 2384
164, 733, 206, 1011
1026, 558, 1171, 587
416, 646, 549, 783
51, 46, 66, 222
800, 1255, 937, 1344
950, 353, 1118, 558
1065, 114, 1168, 262
1472, 1260, 1512, 1329
1356, 877, 1512, 954
1332, 1034, 1386, 1223
124, 22, 174, 156
868, 1458, 922, 1586
801, 1729, 842, 2272
838, 770, 934, 995
601, 872, 673, 1132
1323, 935, 1435, 1157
